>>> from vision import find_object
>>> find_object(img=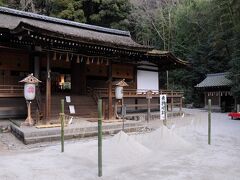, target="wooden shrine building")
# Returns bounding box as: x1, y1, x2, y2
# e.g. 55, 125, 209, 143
195, 72, 234, 112
0, 7, 189, 122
